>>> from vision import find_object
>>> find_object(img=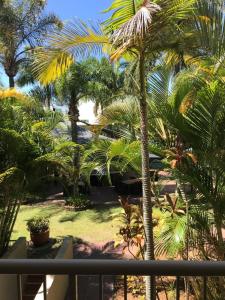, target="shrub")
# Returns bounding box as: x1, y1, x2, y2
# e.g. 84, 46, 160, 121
27, 217, 49, 234
66, 195, 90, 210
